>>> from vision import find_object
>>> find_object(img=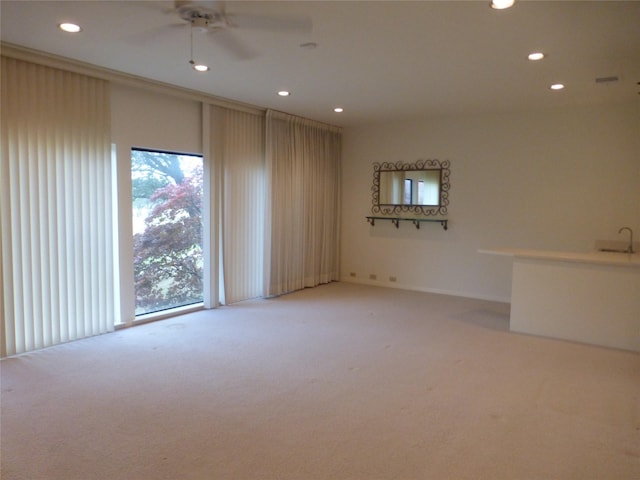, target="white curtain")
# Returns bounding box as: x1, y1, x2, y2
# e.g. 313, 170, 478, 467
264, 110, 341, 297
211, 106, 266, 304
1, 57, 115, 357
